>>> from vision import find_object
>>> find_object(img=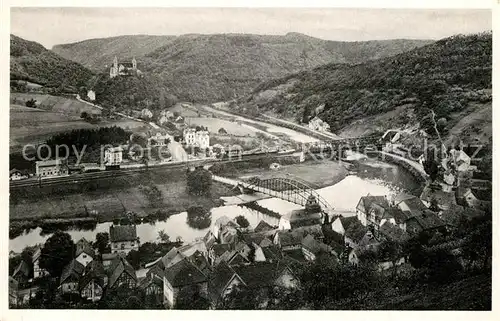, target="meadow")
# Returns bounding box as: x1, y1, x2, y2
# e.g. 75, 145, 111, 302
186, 116, 257, 136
